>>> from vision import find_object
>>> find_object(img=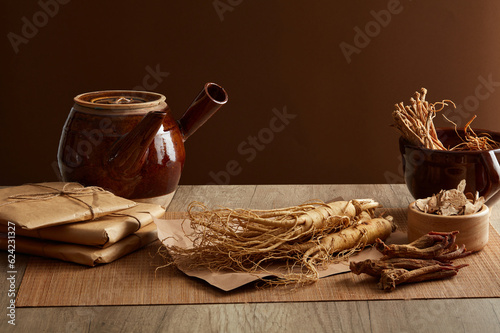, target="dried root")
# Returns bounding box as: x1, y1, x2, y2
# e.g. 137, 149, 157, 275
414, 179, 485, 216
350, 258, 448, 277
392, 87, 449, 150
448, 115, 500, 151
350, 231, 470, 291
377, 264, 467, 291
393, 88, 500, 151
160, 199, 396, 285
374, 231, 468, 259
